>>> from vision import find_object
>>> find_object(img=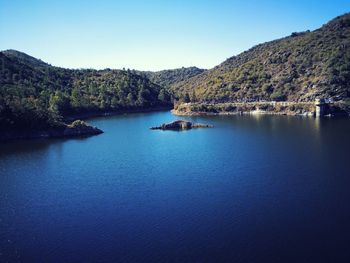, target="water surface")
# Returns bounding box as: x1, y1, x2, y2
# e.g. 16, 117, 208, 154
1, 111, 350, 262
